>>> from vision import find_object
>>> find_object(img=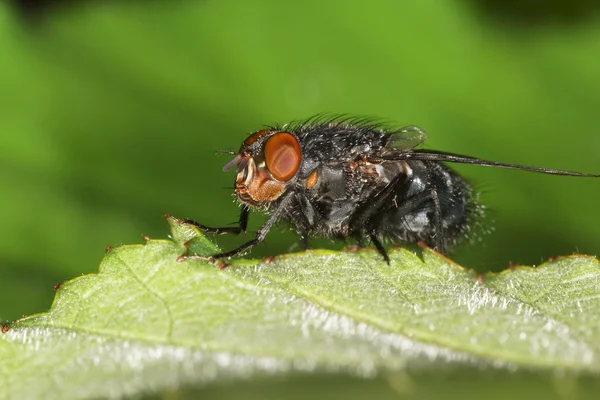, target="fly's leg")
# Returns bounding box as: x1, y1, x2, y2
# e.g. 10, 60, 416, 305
349, 173, 408, 263
300, 235, 309, 251
369, 234, 390, 264
208, 197, 292, 260
208, 218, 275, 260
355, 236, 367, 248
351, 173, 446, 262
351, 173, 411, 228
177, 205, 249, 235
430, 188, 446, 253
175, 205, 249, 263
180, 196, 291, 262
